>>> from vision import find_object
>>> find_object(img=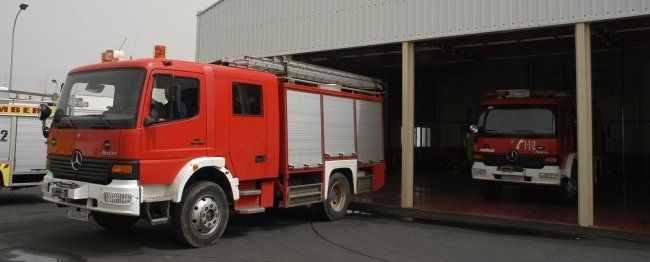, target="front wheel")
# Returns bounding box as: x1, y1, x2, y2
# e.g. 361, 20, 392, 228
560, 161, 578, 205
312, 173, 350, 221
92, 212, 139, 231
172, 181, 229, 248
